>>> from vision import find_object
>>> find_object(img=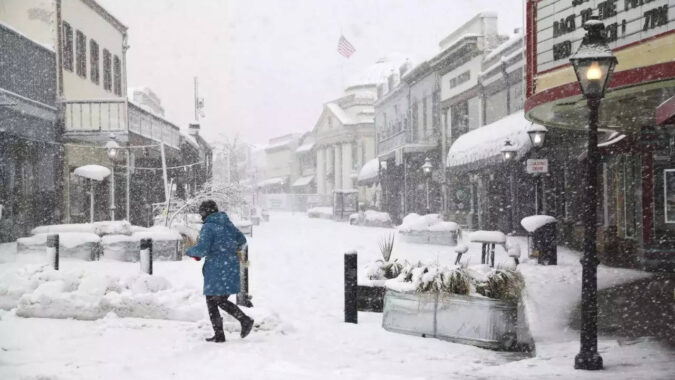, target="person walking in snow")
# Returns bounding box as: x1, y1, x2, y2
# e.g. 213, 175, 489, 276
187, 200, 254, 343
